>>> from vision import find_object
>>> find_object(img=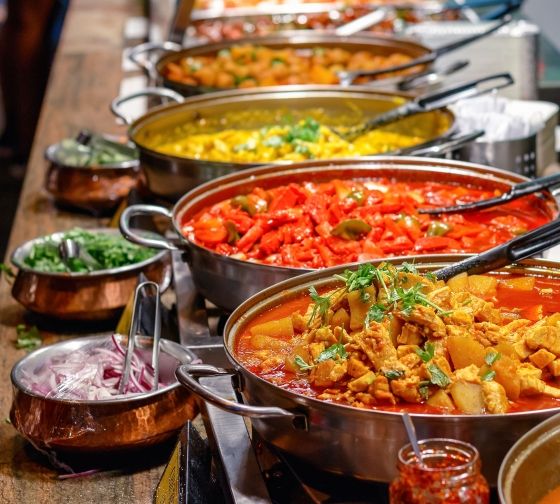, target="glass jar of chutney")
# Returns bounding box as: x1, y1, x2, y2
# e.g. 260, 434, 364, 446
389, 438, 490, 504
